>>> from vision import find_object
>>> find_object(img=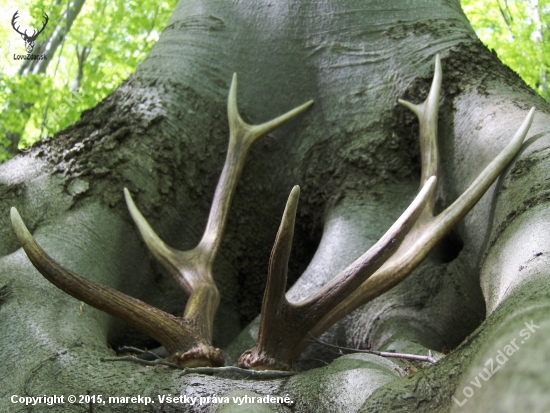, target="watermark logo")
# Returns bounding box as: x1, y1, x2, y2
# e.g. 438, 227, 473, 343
41, 89, 85, 134
11, 10, 48, 60
452, 319, 540, 407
